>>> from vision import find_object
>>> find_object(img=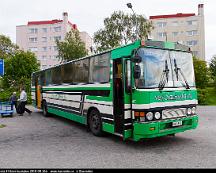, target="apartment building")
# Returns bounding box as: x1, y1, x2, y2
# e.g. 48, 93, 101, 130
149, 4, 205, 60
16, 12, 92, 69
